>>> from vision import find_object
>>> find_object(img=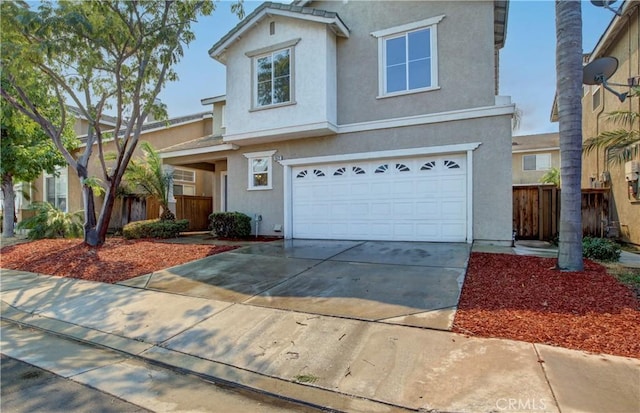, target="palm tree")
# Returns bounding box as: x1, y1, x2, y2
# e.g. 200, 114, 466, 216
555, 0, 583, 271
122, 141, 175, 221
583, 87, 640, 165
